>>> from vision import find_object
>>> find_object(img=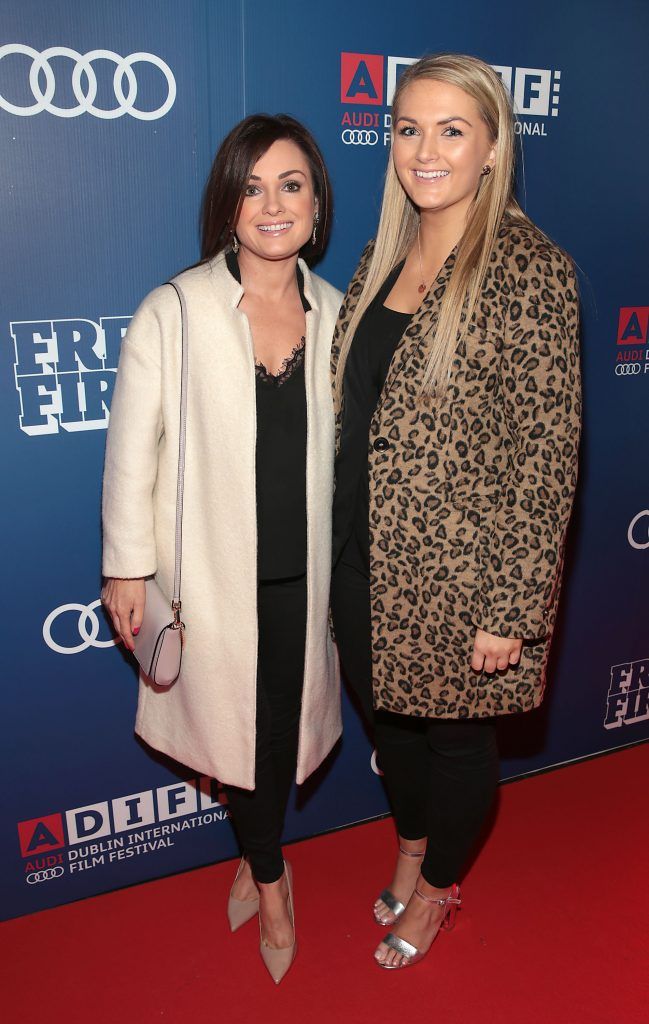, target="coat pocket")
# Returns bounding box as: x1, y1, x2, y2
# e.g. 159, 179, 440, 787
419, 497, 490, 631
